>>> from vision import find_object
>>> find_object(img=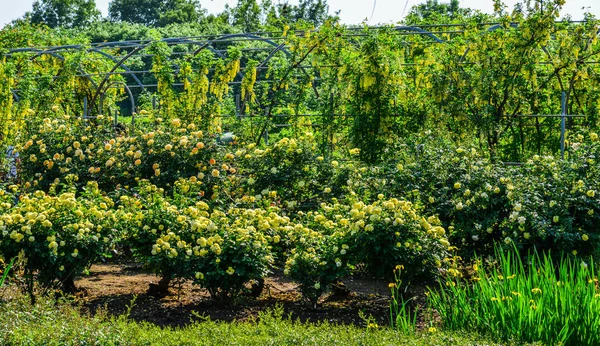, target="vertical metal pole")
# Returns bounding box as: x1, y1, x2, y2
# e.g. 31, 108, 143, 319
235, 93, 240, 118
263, 109, 269, 145
83, 97, 88, 119
264, 128, 269, 146
131, 111, 135, 134
560, 91, 566, 159
152, 95, 157, 110
329, 92, 334, 157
